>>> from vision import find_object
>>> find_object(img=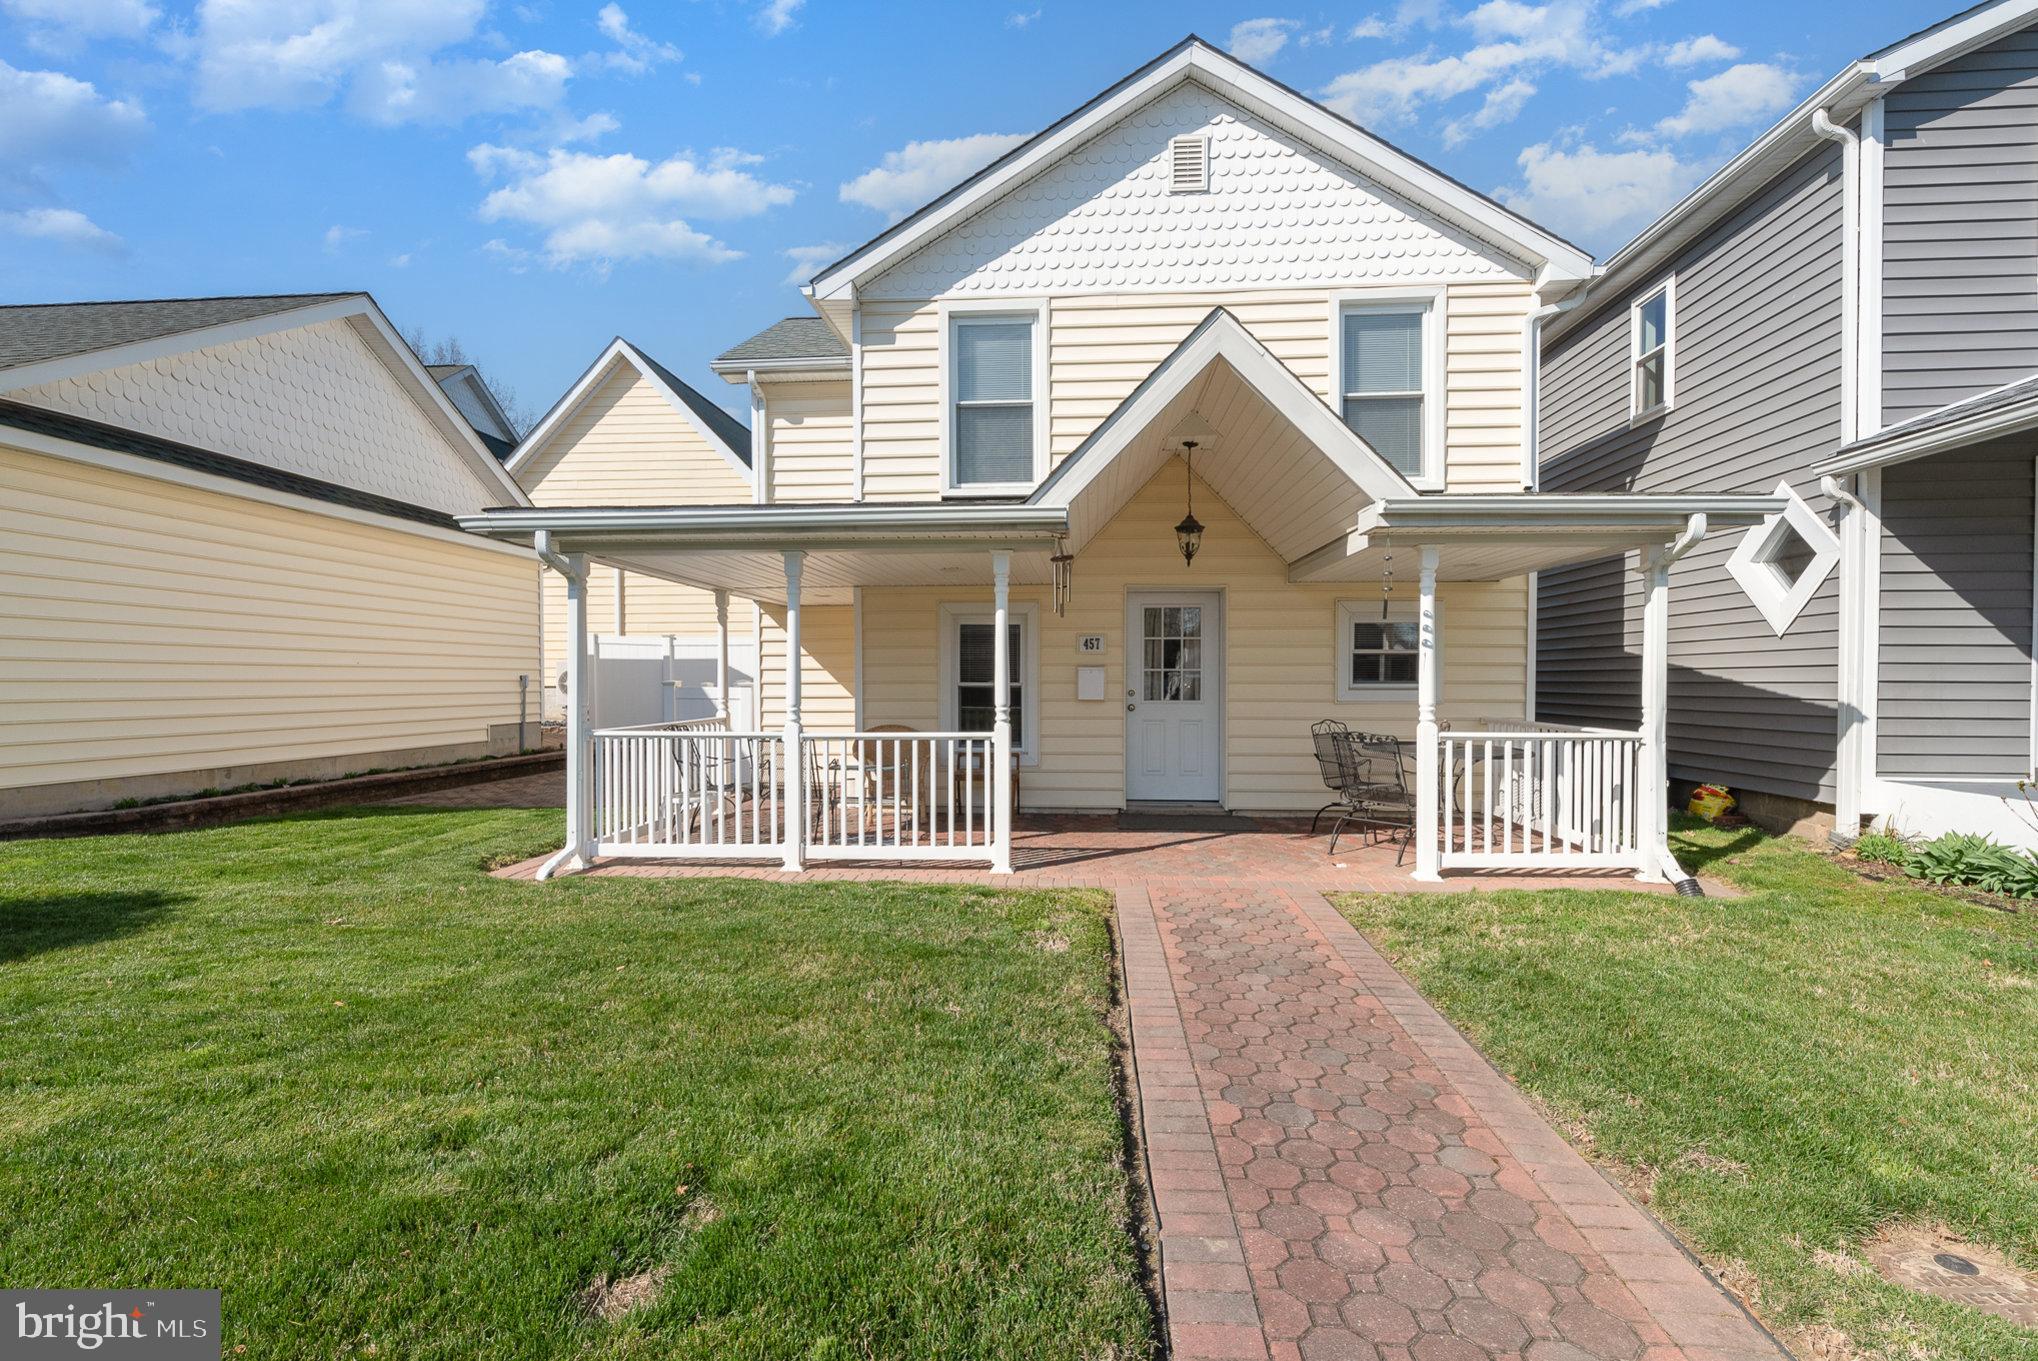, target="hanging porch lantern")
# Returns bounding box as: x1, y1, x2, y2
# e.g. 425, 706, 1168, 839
1175, 439, 1205, 566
